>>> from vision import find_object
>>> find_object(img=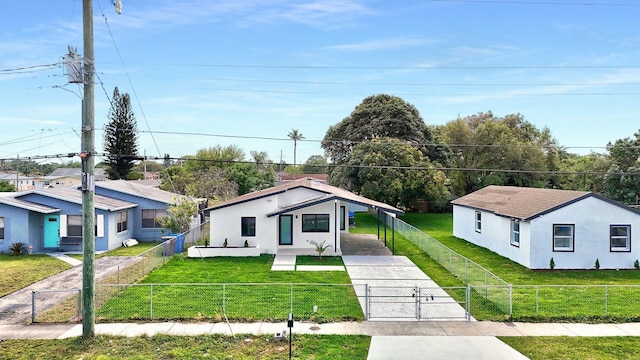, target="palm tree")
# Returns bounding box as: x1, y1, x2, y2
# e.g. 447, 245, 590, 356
287, 129, 305, 176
